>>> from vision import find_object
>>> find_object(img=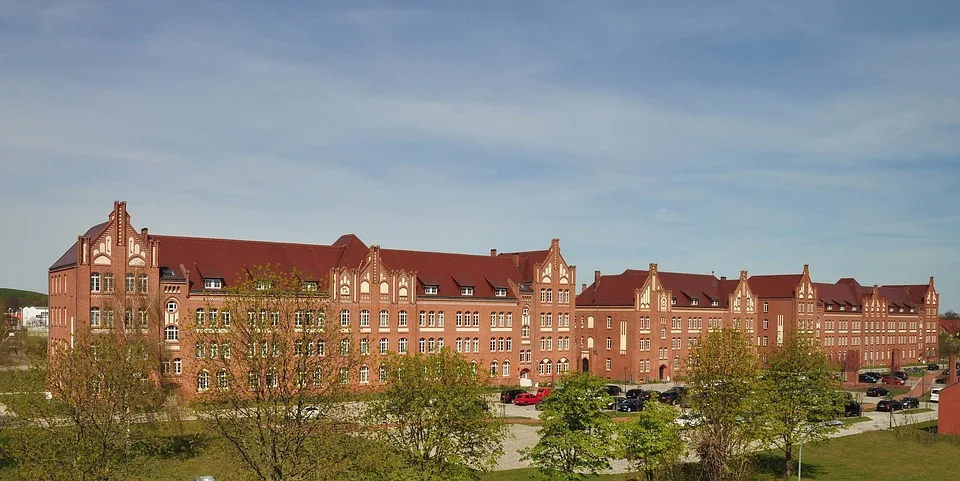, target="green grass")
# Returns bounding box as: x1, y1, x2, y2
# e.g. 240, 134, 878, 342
848, 385, 911, 397
899, 408, 934, 415
842, 416, 870, 425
